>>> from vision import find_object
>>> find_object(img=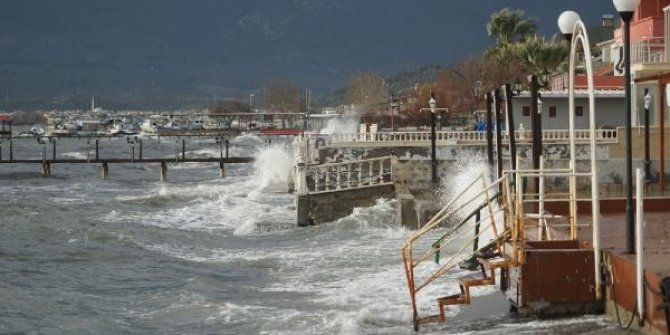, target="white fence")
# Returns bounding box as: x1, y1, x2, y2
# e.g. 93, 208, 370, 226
327, 129, 618, 145
295, 156, 393, 194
